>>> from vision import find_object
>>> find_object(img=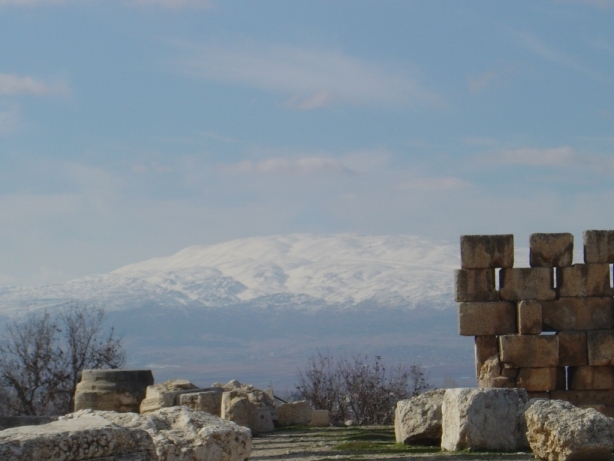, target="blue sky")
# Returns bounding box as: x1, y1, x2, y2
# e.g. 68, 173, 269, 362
2, 0, 614, 285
